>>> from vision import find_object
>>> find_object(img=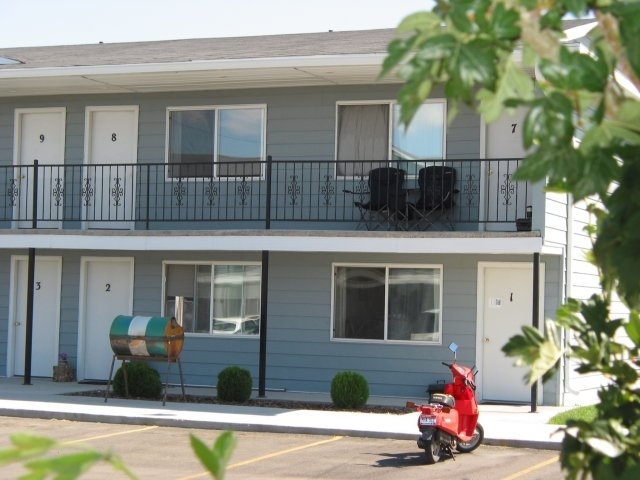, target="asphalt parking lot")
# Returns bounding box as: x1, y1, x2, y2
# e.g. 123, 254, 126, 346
1, 417, 564, 479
